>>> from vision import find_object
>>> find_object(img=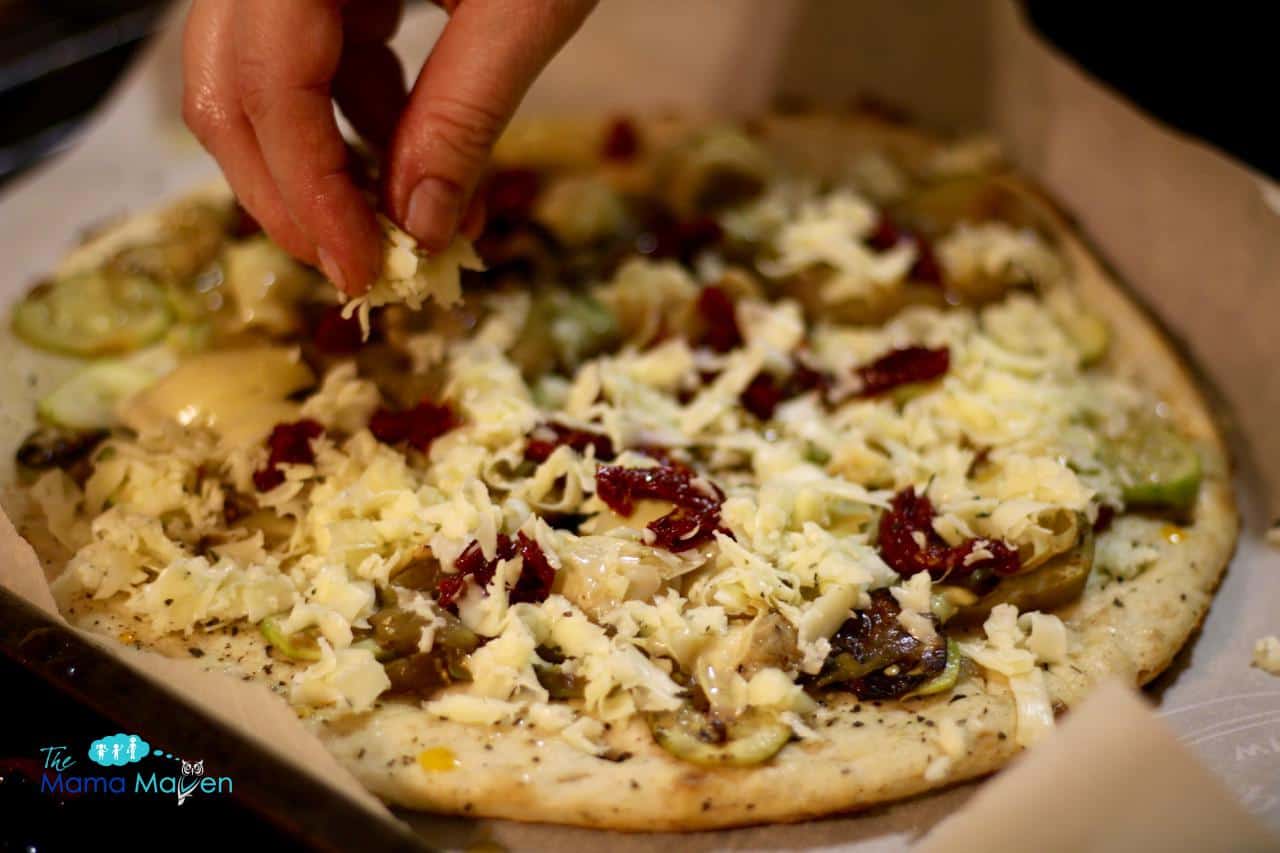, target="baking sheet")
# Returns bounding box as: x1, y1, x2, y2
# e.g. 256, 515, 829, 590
1, 1, 1277, 849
